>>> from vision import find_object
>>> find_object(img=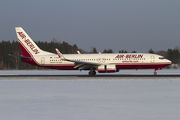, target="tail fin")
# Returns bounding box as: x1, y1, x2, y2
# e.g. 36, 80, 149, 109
15, 27, 51, 57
